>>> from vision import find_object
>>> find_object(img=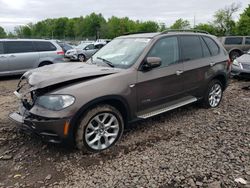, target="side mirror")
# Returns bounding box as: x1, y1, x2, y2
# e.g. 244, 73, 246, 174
142, 57, 162, 70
